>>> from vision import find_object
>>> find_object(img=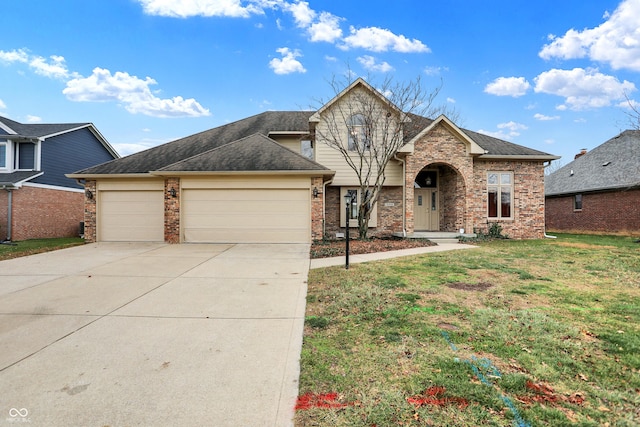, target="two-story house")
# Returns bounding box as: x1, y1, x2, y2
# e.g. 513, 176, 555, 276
69, 79, 558, 244
0, 116, 119, 241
